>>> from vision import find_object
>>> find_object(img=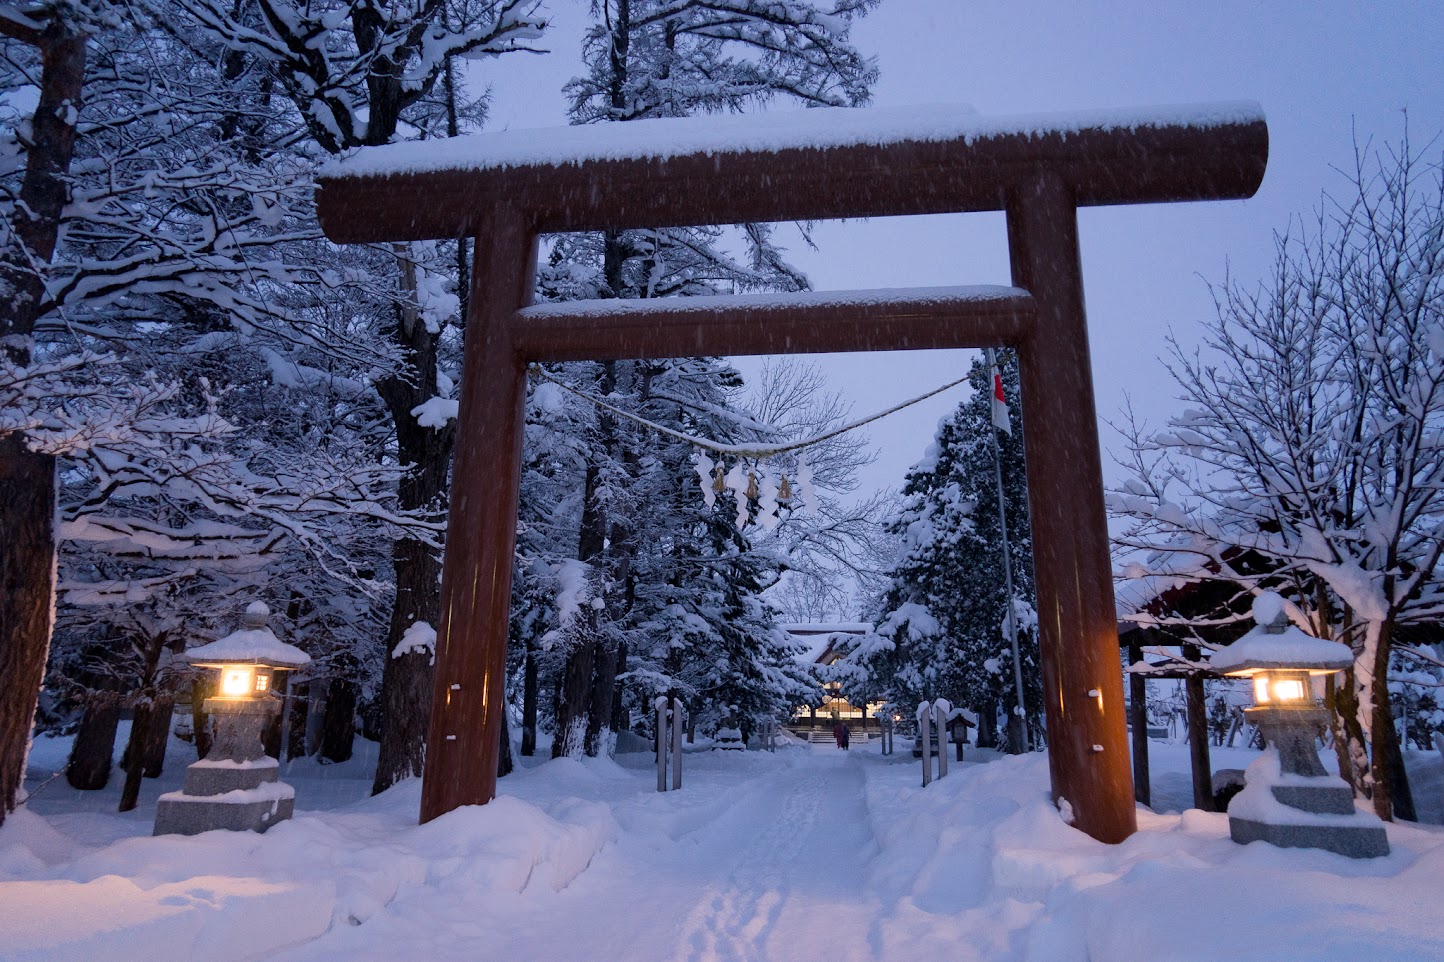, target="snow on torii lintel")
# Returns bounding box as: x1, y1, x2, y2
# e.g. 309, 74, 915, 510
322, 100, 1266, 181
517, 285, 1030, 319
